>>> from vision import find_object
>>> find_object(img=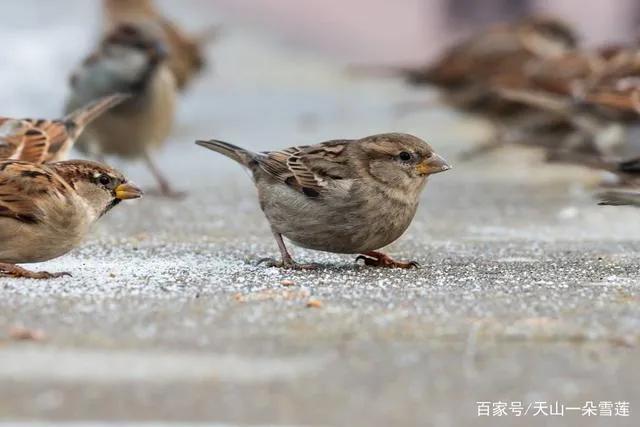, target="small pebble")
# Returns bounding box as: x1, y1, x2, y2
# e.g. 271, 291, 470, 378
9, 326, 46, 341
306, 299, 323, 308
